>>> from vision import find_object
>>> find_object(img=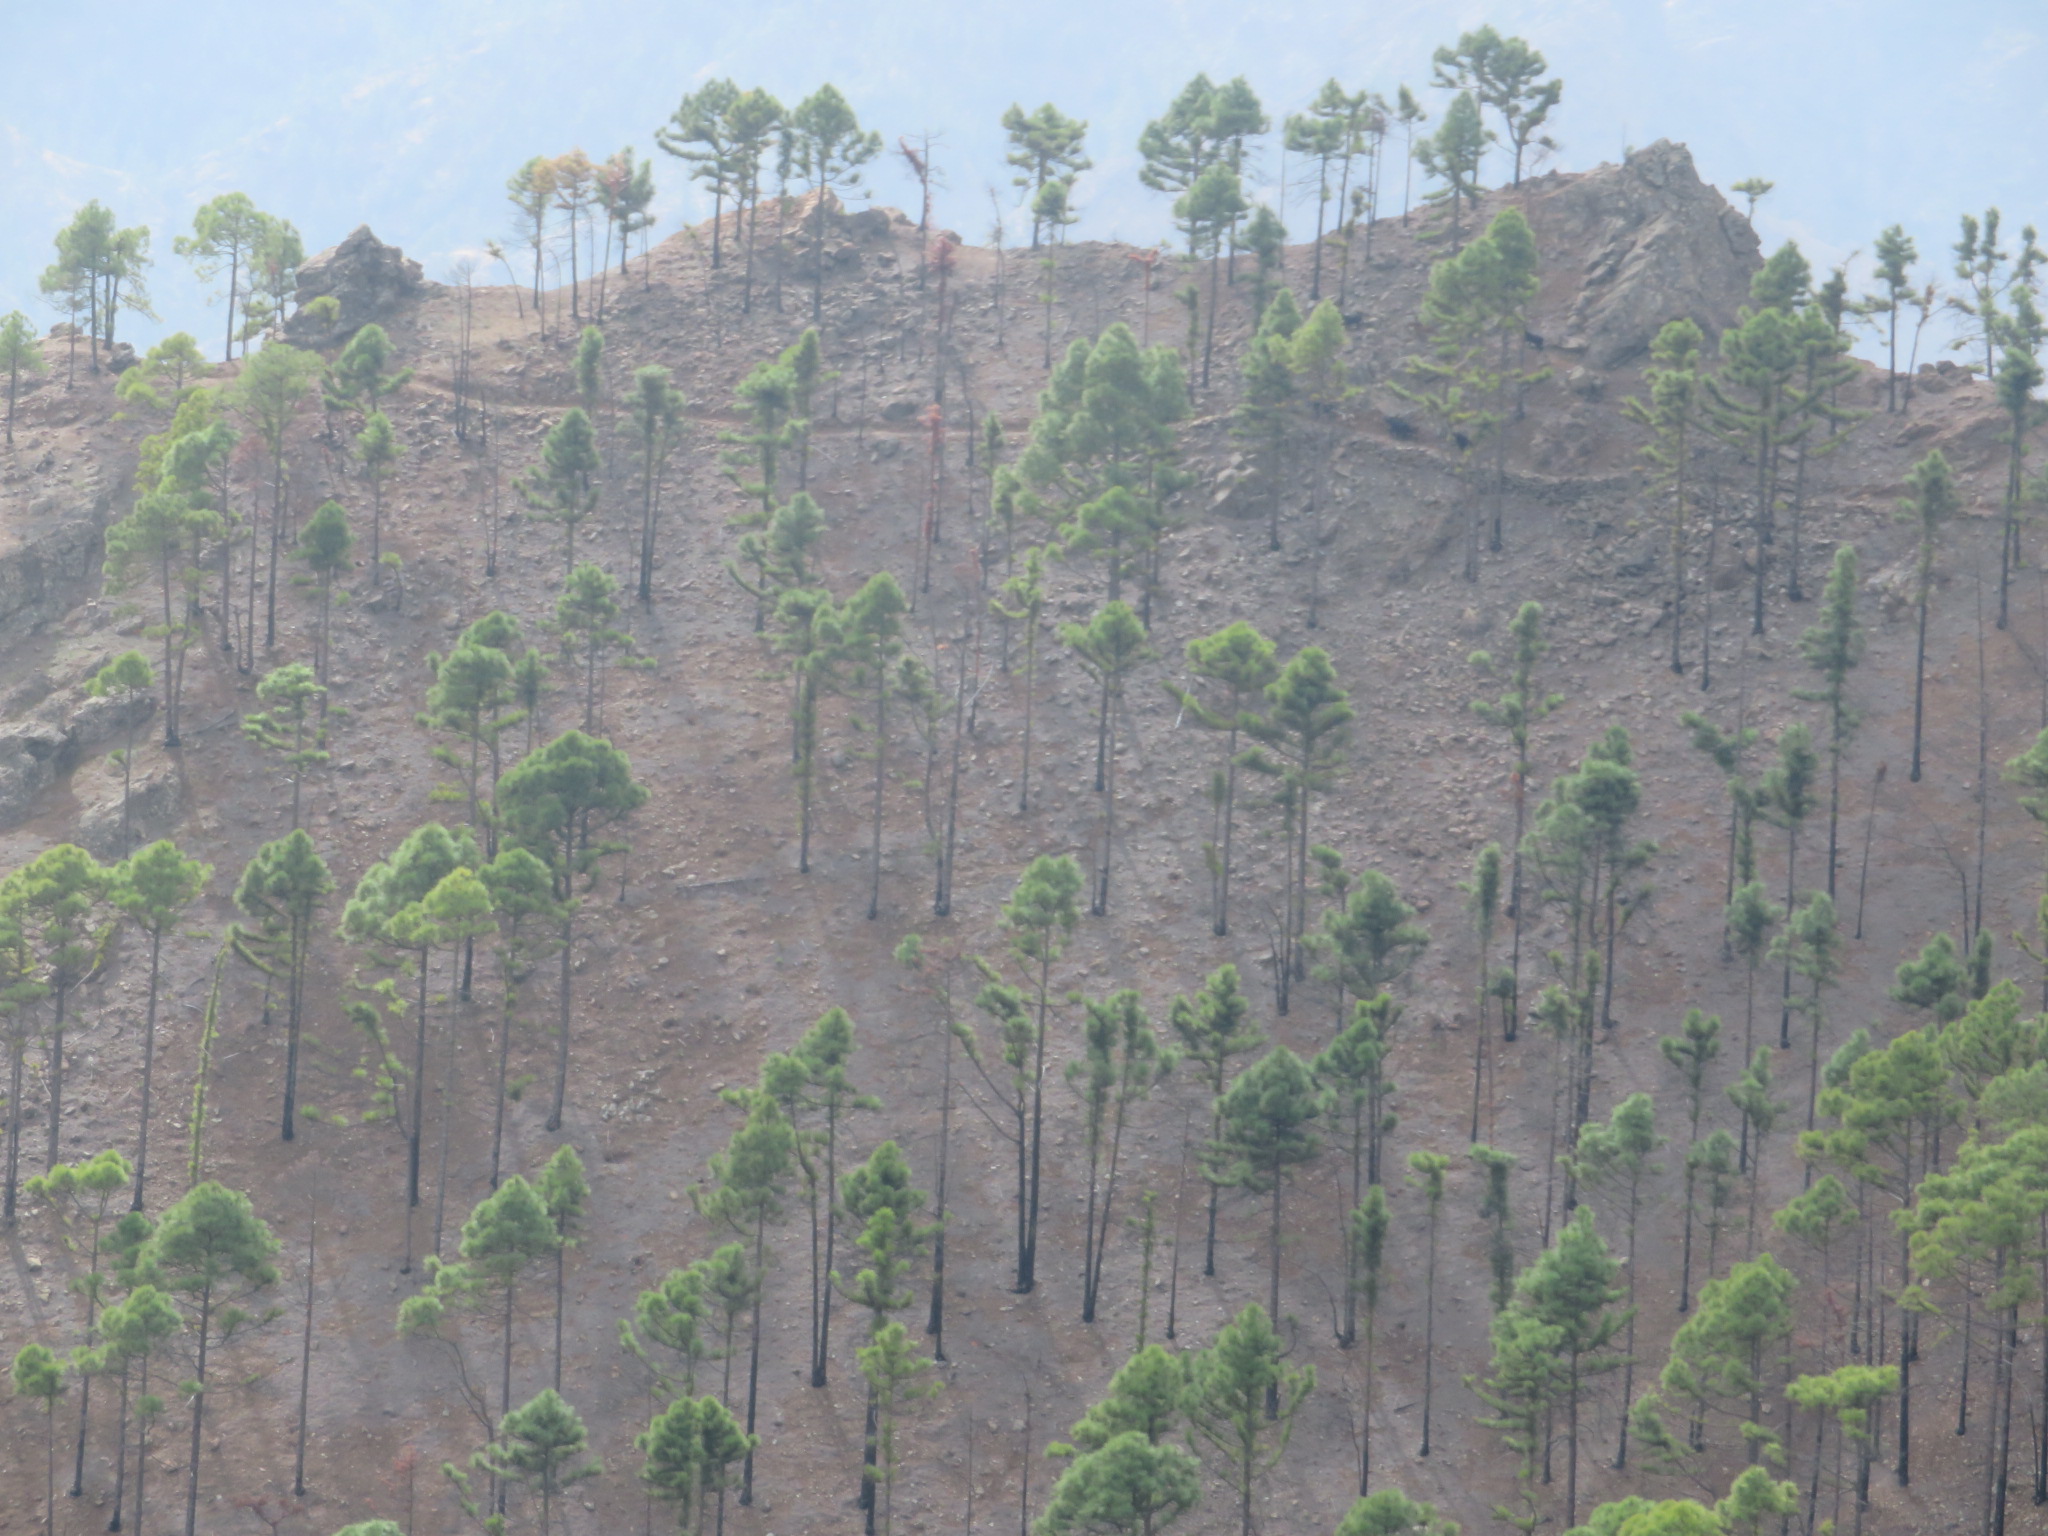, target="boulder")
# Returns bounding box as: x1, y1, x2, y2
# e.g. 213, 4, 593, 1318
1525, 140, 1761, 369
285, 226, 425, 347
